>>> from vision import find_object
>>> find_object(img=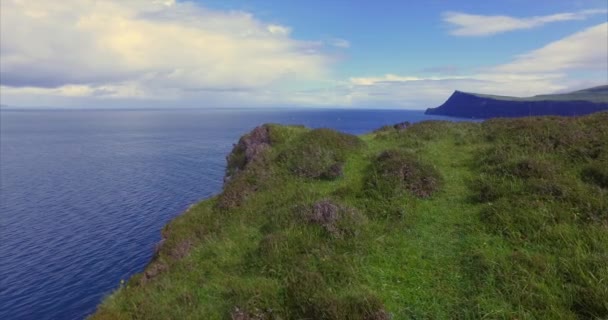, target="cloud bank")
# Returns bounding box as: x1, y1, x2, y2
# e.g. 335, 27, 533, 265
0, 0, 332, 104
1, 2, 606, 109
443, 9, 607, 36
491, 23, 607, 73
